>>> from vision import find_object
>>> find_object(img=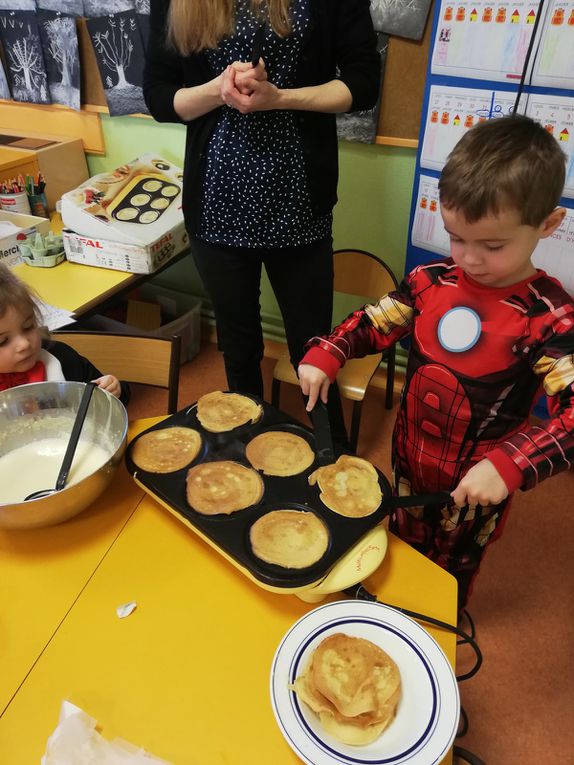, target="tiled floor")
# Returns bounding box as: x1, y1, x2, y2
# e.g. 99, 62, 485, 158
128, 341, 574, 765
